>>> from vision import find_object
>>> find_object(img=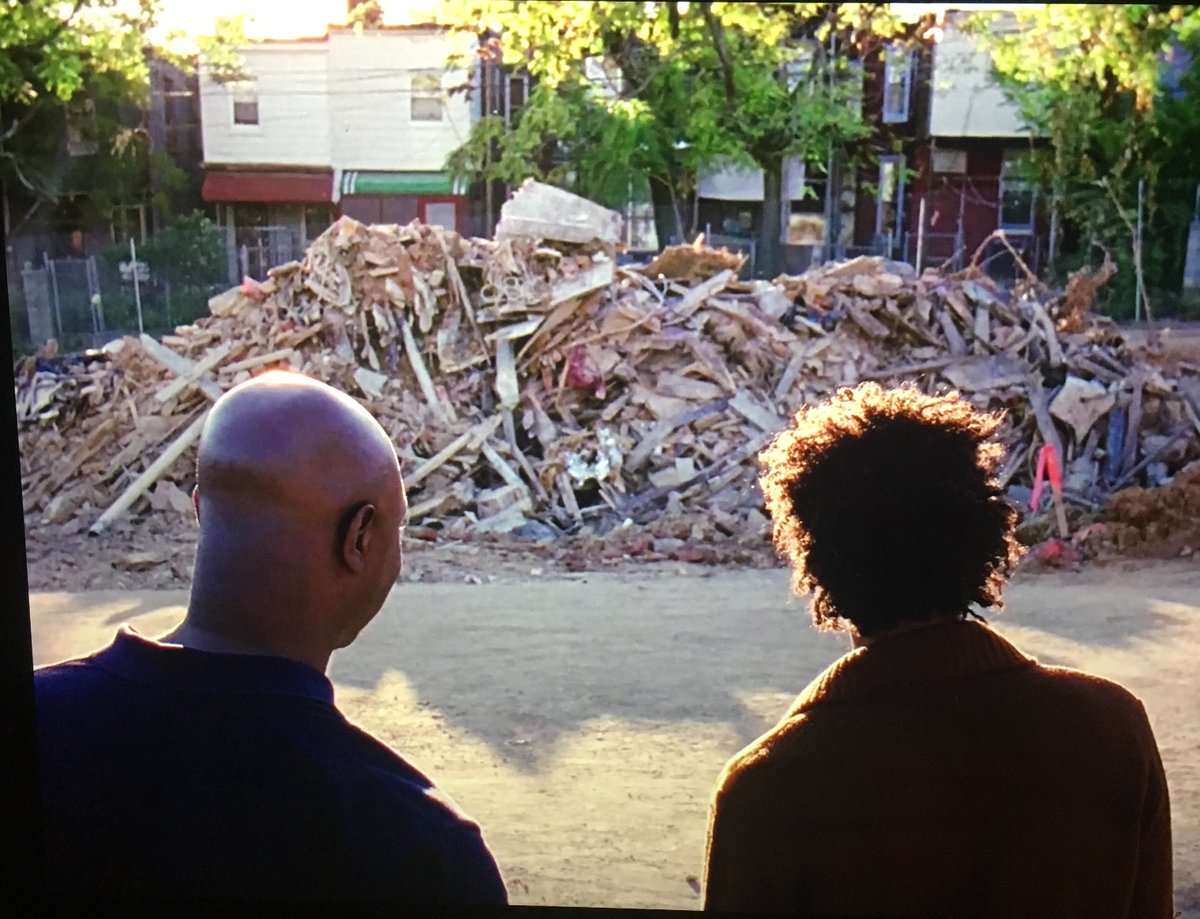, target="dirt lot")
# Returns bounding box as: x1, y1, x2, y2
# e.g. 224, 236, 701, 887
27, 560, 1200, 914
